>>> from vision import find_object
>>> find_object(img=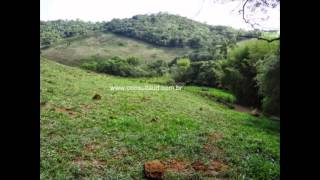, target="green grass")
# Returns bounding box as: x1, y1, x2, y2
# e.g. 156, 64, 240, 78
125, 73, 174, 85
184, 86, 236, 104
41, 32, 191, 66
41, 58, 279, 179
